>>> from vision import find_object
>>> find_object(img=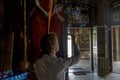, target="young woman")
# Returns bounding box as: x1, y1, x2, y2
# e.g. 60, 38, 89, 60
35, 32, 81, 80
